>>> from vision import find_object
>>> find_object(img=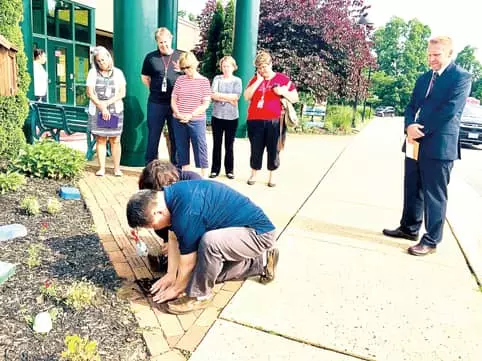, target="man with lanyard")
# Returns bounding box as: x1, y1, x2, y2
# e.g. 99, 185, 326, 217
141, 27, 182, 165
